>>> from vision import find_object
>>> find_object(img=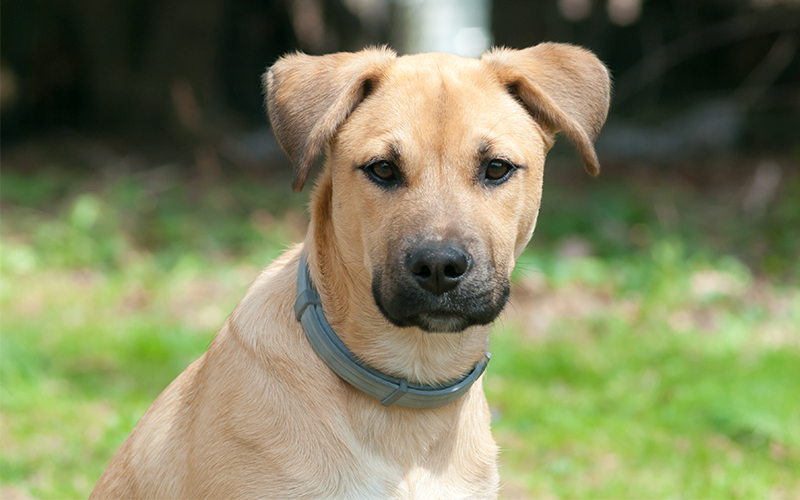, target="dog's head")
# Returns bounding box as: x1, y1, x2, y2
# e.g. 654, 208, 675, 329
265, 45, 610, 333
